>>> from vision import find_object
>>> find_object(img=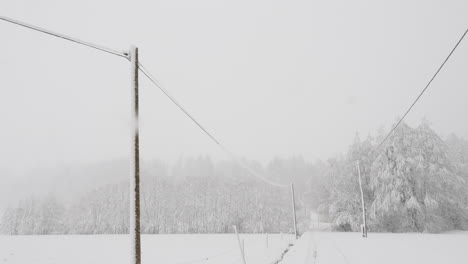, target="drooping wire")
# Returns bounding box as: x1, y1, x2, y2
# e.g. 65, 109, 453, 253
356, 27, 468, 220
0, 15, 290, 188
138, 63, 290, 188
138, 63, 223, 146
375, 26, 468, 151
0, 16, 128, 59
